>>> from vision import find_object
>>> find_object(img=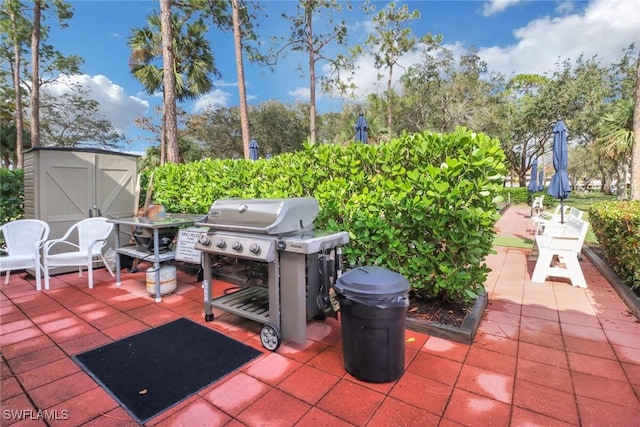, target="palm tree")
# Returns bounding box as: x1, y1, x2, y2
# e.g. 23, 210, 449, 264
597, 99, 633, 199
128, 9, 218, 164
